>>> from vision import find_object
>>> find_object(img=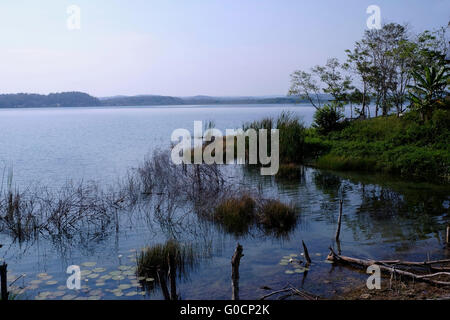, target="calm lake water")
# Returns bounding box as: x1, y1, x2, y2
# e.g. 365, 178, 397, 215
0, 104, 449, 300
